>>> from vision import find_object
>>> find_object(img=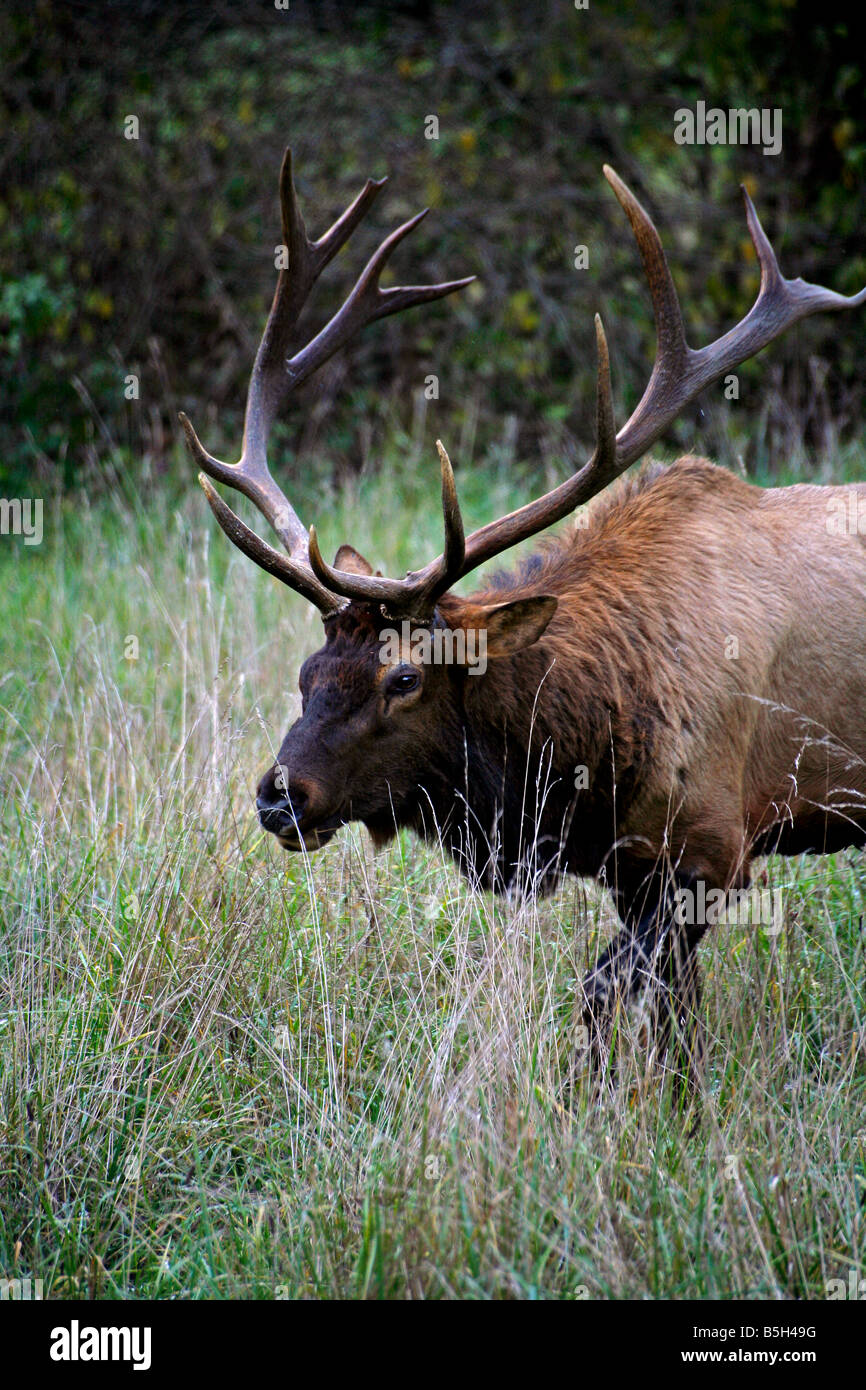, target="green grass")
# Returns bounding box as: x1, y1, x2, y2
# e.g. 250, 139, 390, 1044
1, 441, 865, 1299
